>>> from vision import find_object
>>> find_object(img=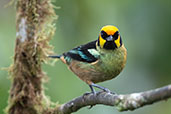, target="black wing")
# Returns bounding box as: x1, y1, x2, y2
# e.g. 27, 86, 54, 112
63, 40, 98, 63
